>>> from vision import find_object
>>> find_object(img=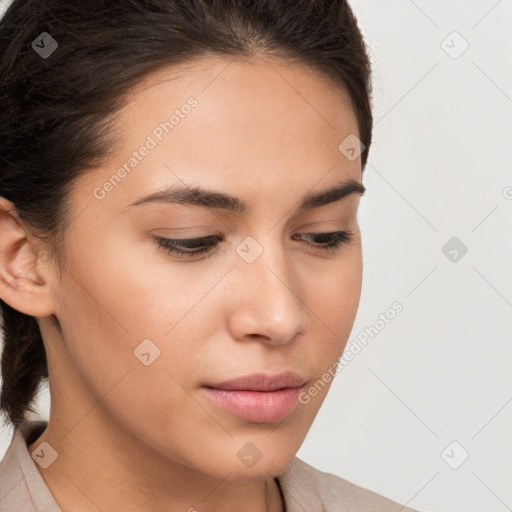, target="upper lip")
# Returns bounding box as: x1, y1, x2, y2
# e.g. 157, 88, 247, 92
204, 371, 307, 392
